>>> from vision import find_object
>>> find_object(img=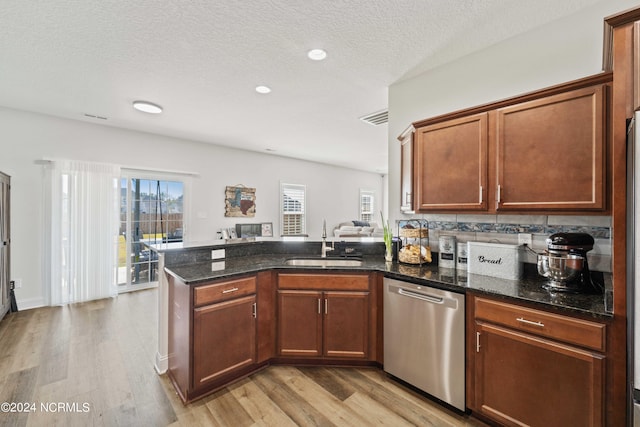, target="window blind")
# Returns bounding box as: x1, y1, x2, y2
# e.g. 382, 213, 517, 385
360, 190, 374, 222
281, 183, 306, 235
